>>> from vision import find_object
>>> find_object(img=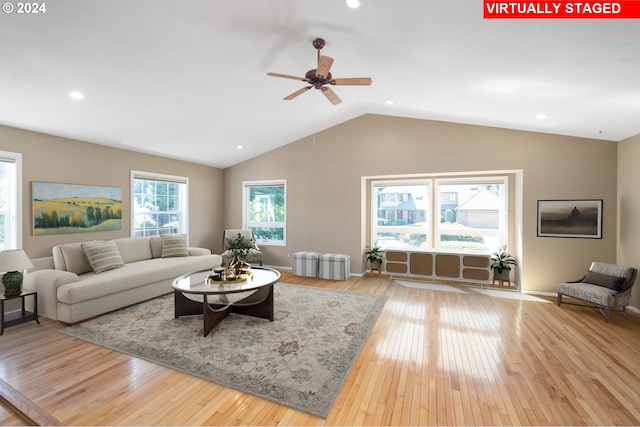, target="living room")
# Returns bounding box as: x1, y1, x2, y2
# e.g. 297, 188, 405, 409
3, 113, 638, 305
2, 1, 640, 425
